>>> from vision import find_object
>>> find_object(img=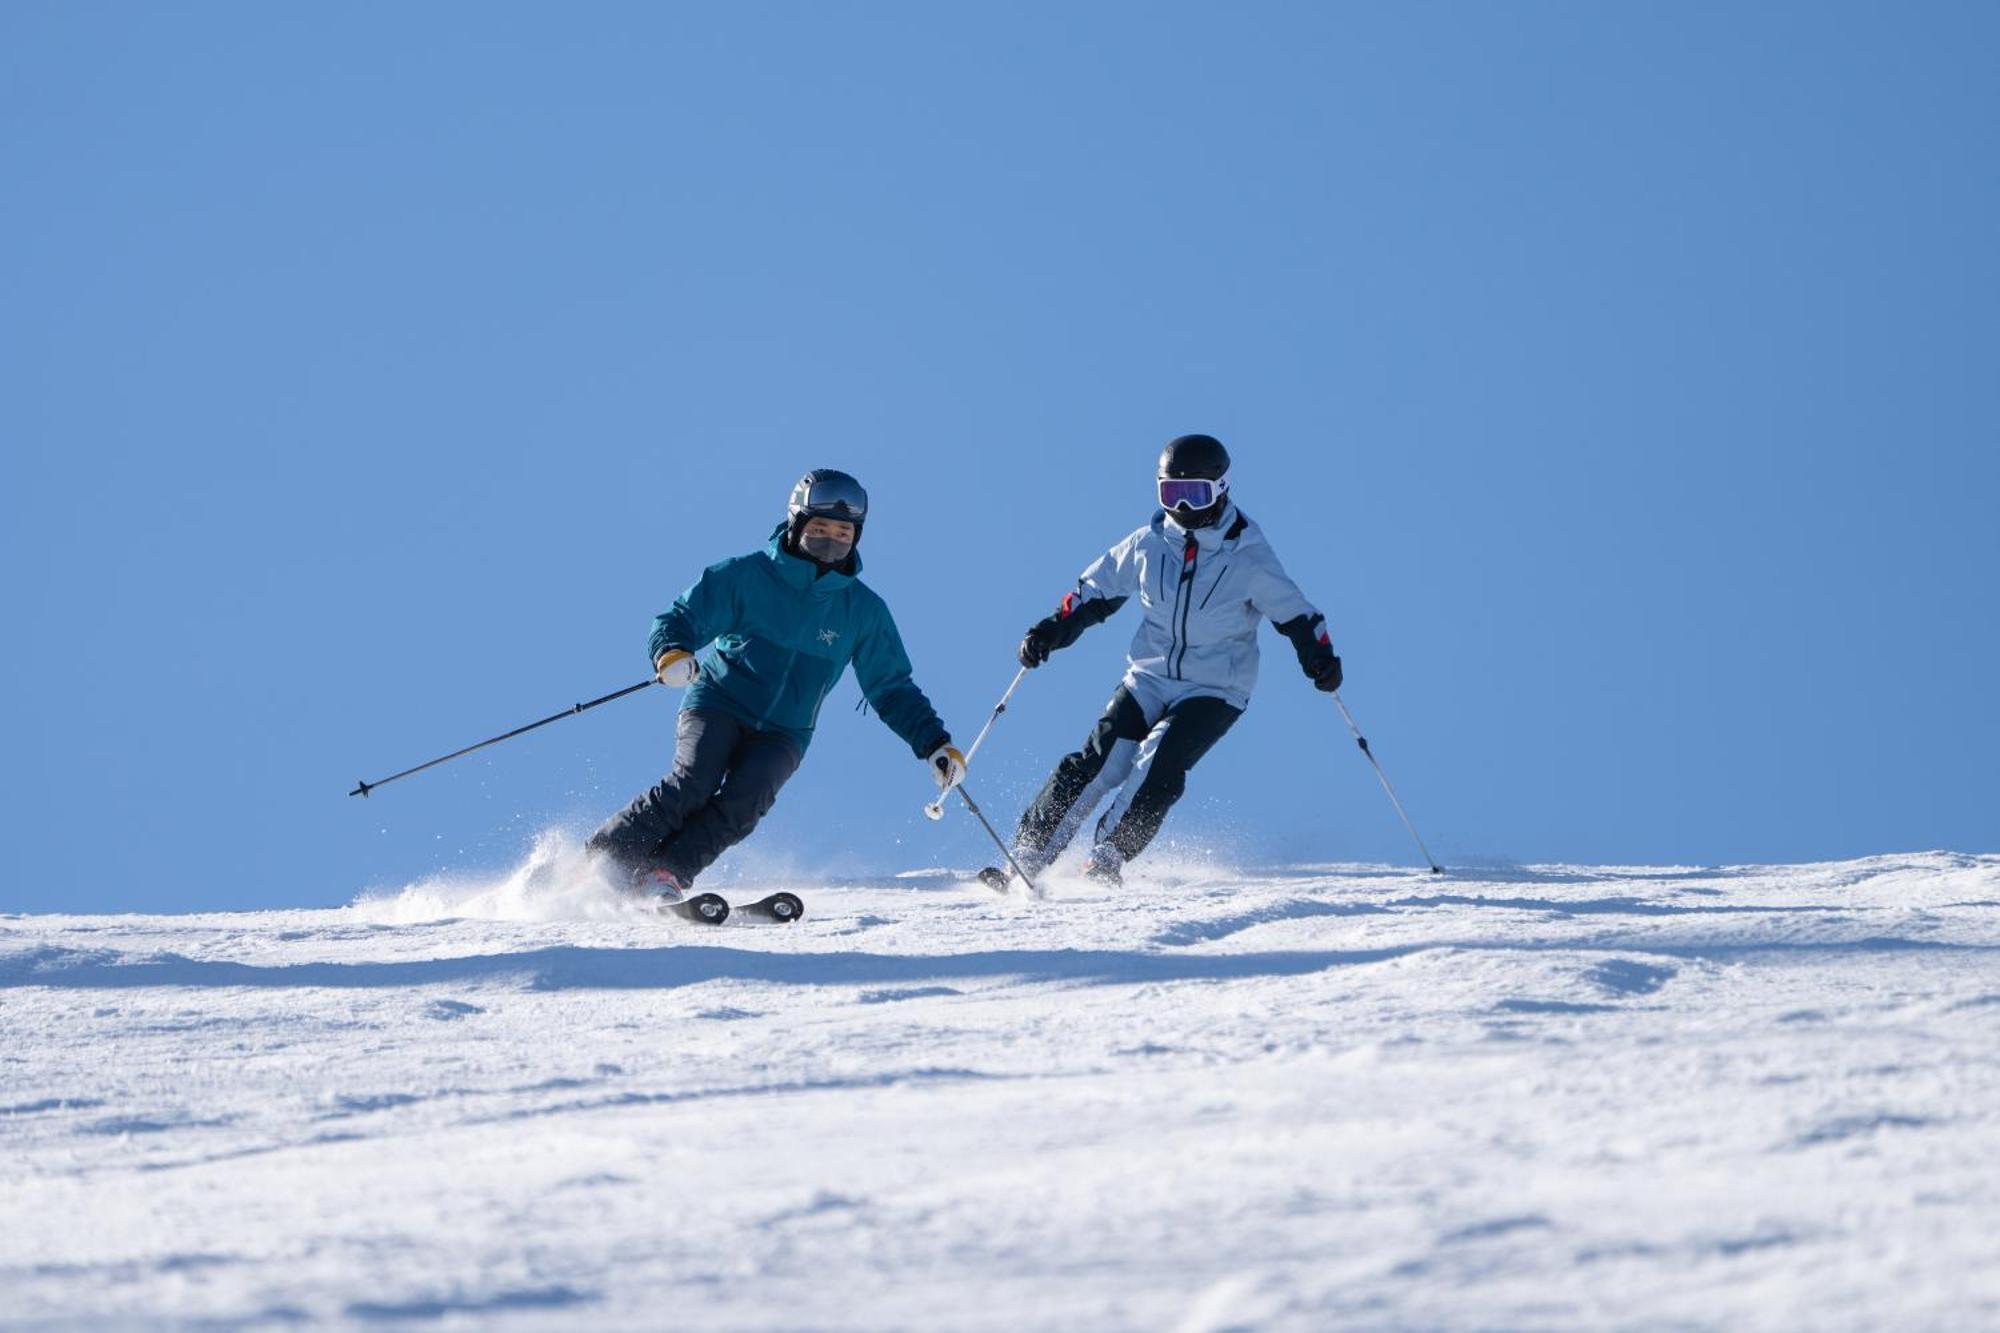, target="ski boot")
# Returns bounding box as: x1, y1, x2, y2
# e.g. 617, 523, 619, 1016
1084, 845, 1124, 888
633, 866, 730, 925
